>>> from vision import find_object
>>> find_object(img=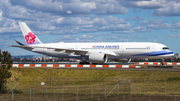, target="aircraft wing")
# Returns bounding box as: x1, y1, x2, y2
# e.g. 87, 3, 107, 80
9, 45, 117, 56
8, 45, 86, 54
29, 45, 117, 56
